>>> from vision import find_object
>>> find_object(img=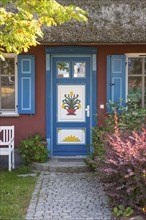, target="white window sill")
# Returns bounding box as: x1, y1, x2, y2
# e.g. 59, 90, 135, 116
0, 113, 19, 117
